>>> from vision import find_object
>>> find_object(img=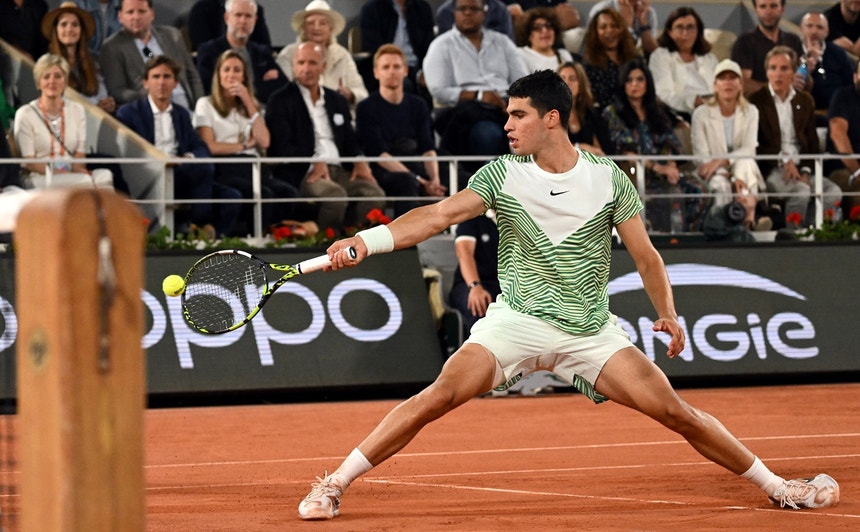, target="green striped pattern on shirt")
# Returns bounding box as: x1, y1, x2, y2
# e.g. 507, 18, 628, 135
468, 152, 643, 335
